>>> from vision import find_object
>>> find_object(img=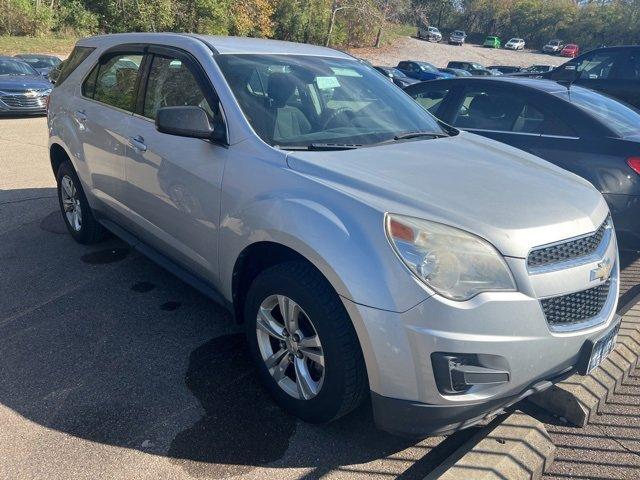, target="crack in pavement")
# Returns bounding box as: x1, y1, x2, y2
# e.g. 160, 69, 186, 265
0, 195, 57, 206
